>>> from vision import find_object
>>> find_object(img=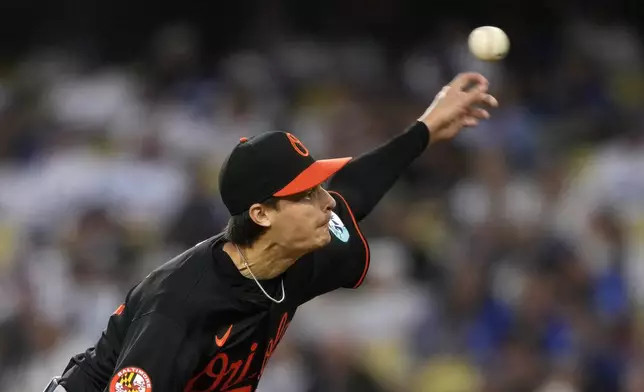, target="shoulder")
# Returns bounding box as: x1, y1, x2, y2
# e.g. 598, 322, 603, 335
128, 236, 220, 322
